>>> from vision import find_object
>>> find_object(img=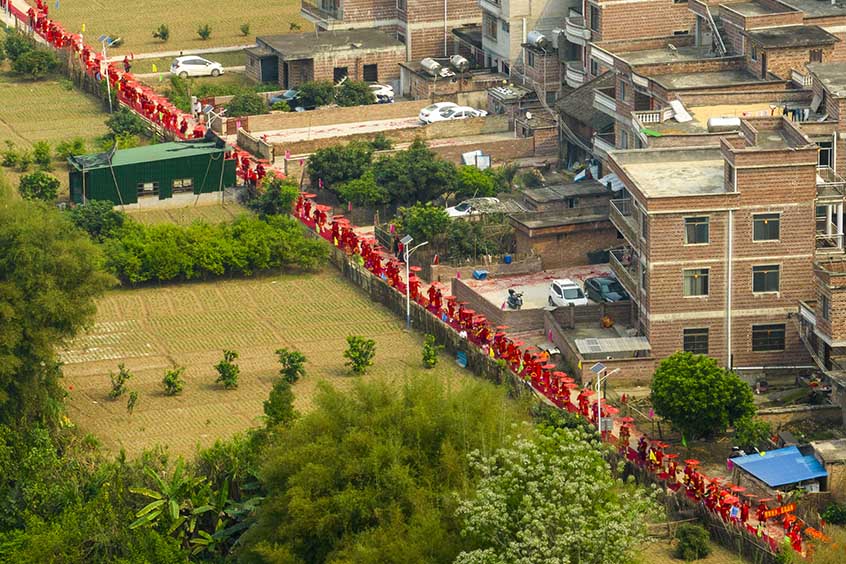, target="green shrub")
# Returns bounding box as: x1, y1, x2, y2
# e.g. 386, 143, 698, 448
197, 24, 212, 40
226, 92, 268, 117
12, 49, 58, 79
335, 79, 376, 107
275, 348, 306, 384
66, 200, 127, 241
270, 100, 290, 112
32, 140, 52, 169
733, 416, 771, 450
422, 334, 443, 369
214, 350, 240, 389
153, 24, 170, 42
106, 107, 147, 138
4, 33, 33, 61
248, 176, 299, 217
56, 137, 87, 159
19, 170, 59, 201
240, 22, 251, 36
343, 335, 376, 375
2, 140, 19, 167
16, 149, 33, 172
673, 524, 711, 561
162, 366, 186, 396
822, 502, 846, 525
369, 132, 393, 151
108, 363, 133, 399
297, 80, 335, 107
